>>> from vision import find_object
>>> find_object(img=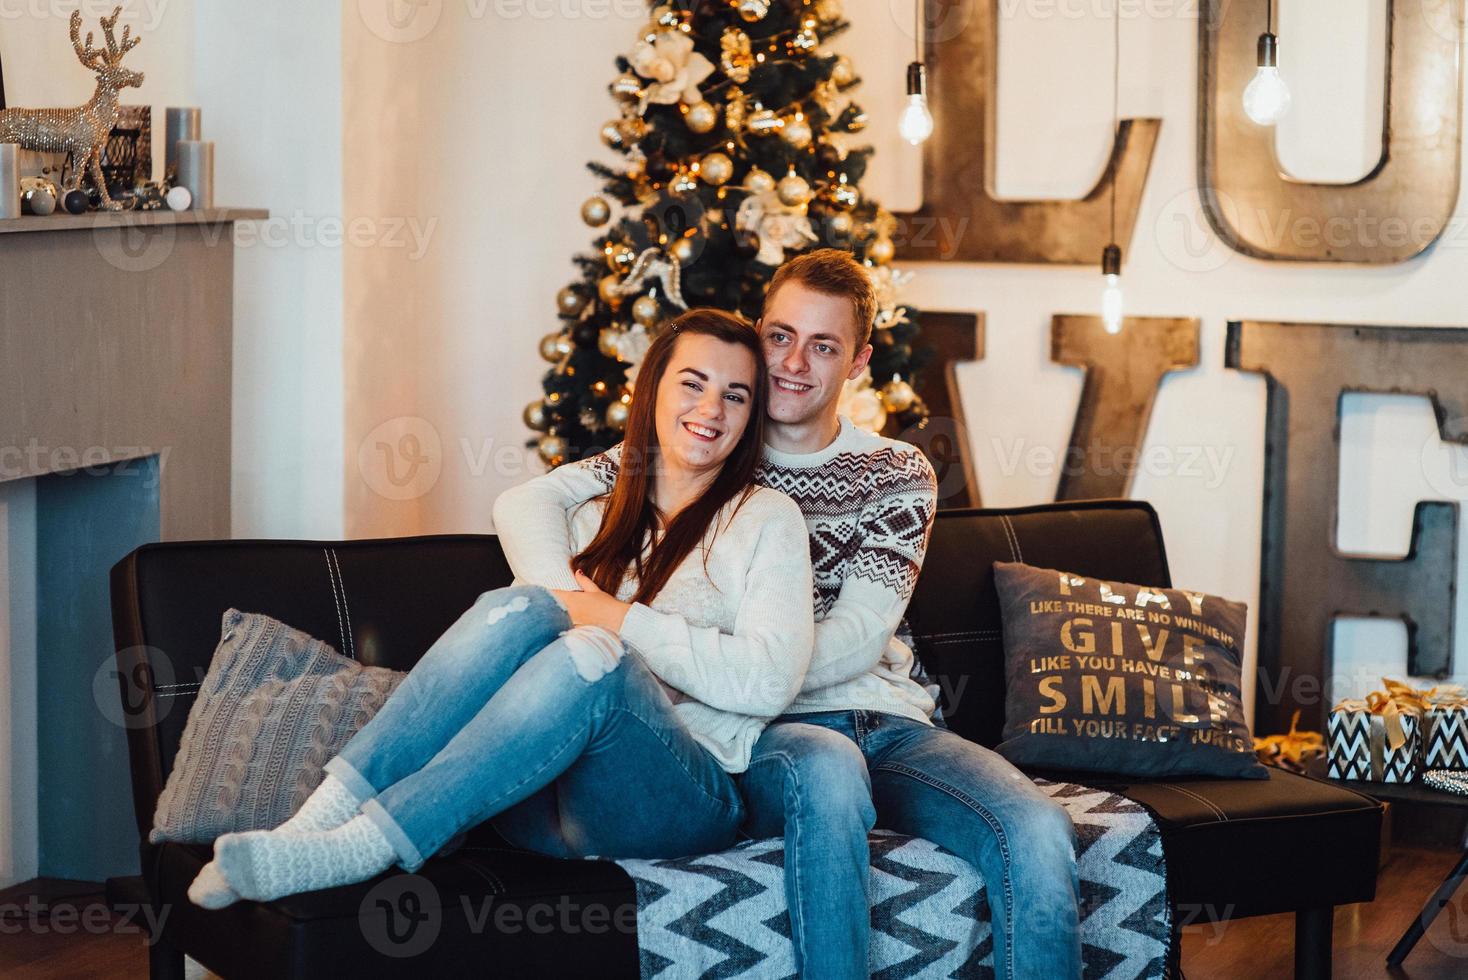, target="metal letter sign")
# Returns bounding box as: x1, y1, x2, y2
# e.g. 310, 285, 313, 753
899, 311, 985, 509
895, 0, 1160, 263
1200, 0, 1463, 262
1051, 315, 1201, 501
1227, 321, 1468, 735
